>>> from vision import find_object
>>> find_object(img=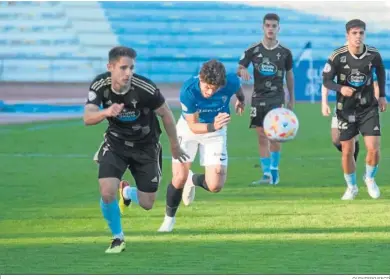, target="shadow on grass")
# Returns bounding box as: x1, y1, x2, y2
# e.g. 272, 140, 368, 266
1, 238, 389, 274
2, 225, 390, 239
